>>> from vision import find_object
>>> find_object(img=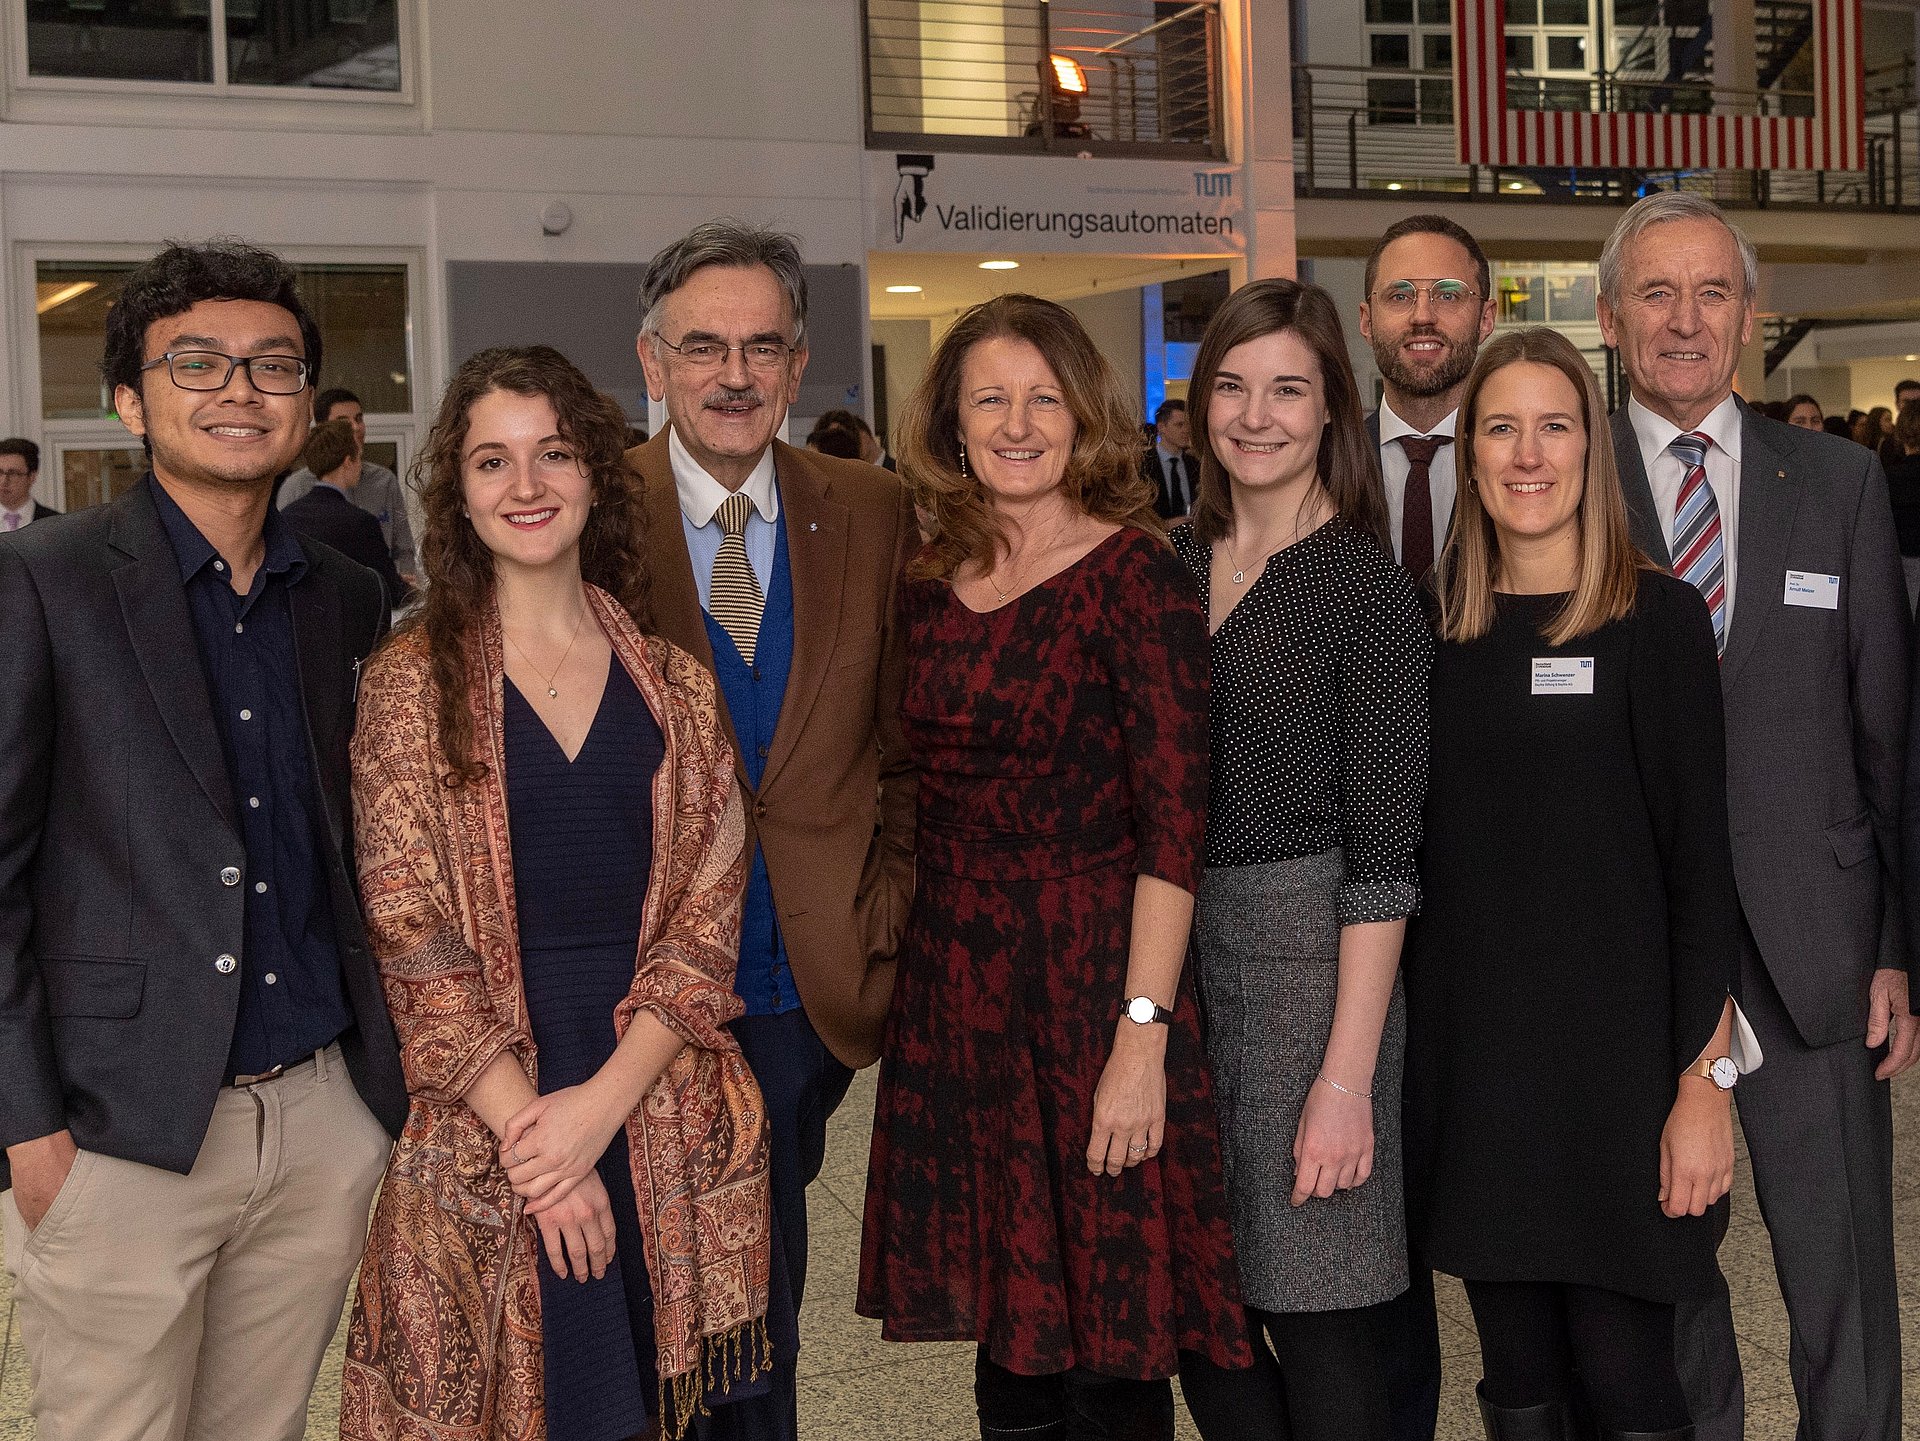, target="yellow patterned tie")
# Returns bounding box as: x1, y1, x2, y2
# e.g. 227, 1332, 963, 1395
709, 492, 765, 665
